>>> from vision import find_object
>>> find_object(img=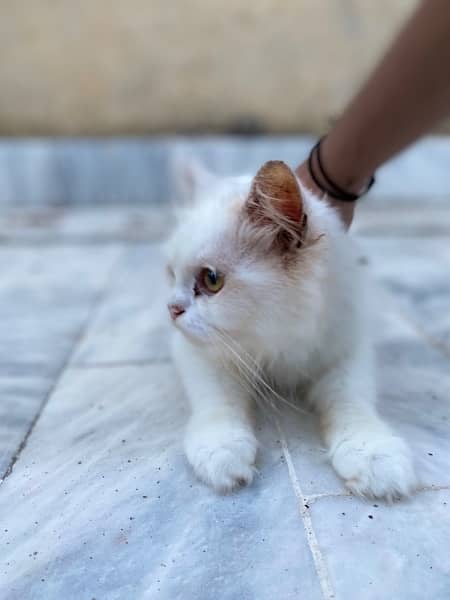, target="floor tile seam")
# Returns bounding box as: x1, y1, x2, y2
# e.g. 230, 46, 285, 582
275, 417, 336, 600
0, 246, 127, 485
303, 484, 450, 505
